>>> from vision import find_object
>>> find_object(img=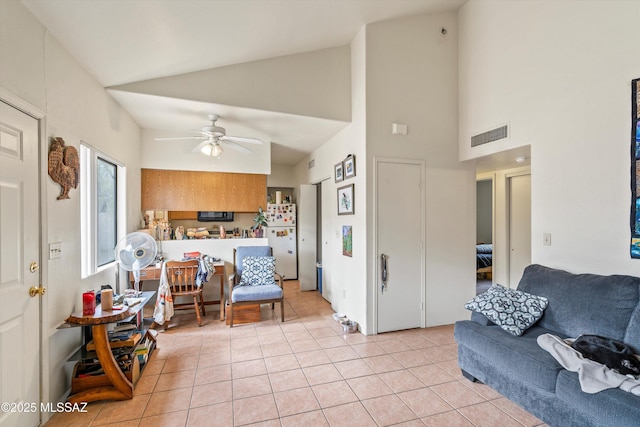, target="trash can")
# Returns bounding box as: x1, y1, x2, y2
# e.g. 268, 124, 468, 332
316, 263, 322, 293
